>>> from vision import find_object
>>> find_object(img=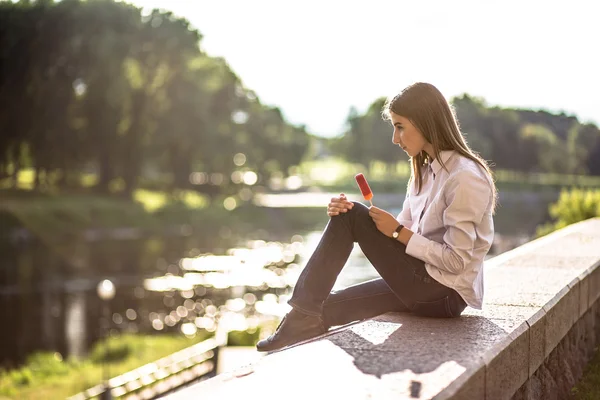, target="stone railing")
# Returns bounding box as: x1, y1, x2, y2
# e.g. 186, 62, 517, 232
165, 218, 600, 399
